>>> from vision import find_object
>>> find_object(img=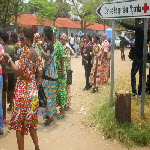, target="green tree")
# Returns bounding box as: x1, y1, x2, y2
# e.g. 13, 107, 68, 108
0, 0, 13, 29
11, 0, 24, 33
28, 0, 57, 24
